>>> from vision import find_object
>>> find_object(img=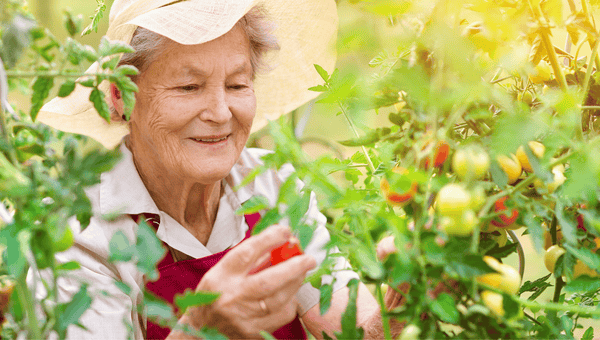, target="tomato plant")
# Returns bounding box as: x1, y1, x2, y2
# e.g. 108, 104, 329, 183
3, 0, 600, 339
